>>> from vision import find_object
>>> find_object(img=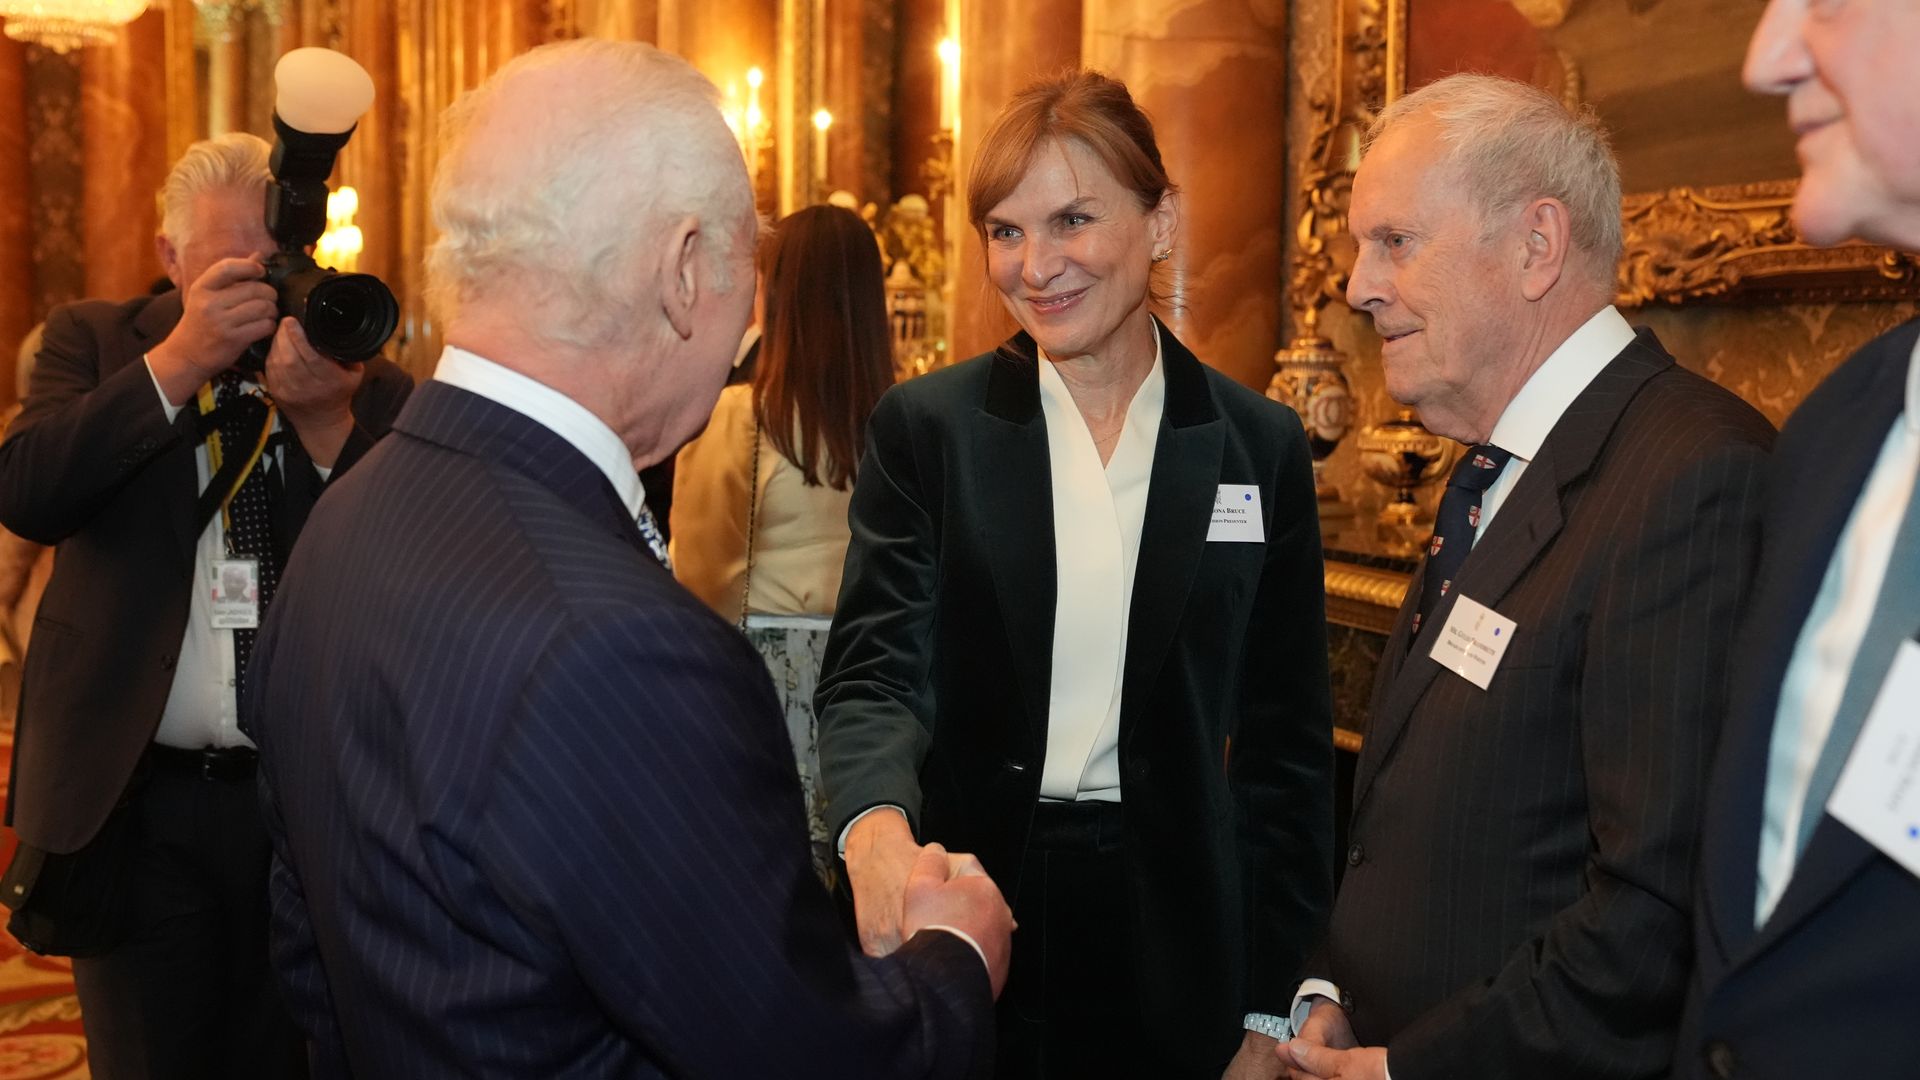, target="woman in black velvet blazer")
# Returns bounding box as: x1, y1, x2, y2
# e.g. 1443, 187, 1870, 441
816, 70, 1334, 1079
